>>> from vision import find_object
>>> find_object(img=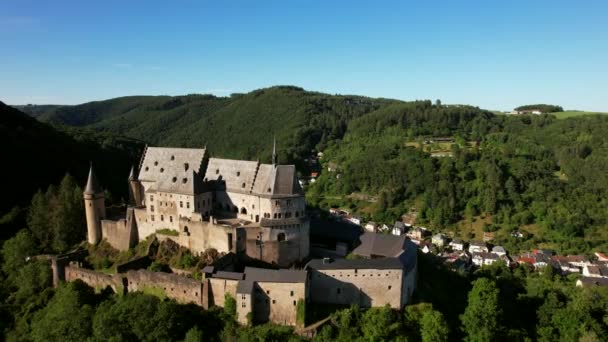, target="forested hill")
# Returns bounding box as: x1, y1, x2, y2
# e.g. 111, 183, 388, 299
0, 102, 143, 229
17, 86, 407, 163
